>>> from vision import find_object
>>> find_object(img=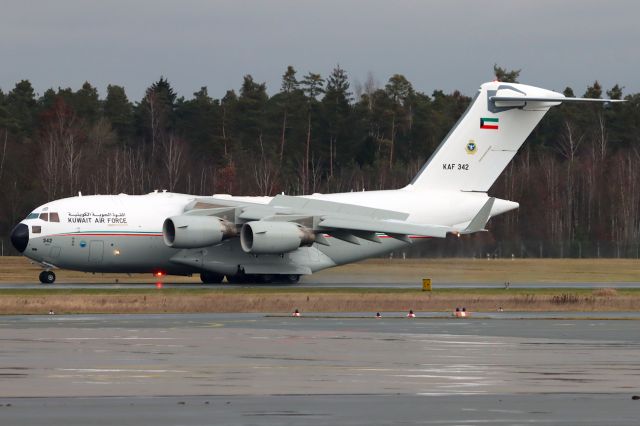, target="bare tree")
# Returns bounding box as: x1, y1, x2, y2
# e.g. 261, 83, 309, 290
596, 113, 609, 161
162, 134, 185, 191
39, 100, 82, 199
88, 117, 117, 154
253, 134, 277, 196
123, 146, 148, 194
363, 72, 378, 111
556, 120, 585, 242
40, 130, 61, 200
309, 155, 323, 194
146, 92, 160, 158
0, 129, 7, 184
62, 132, 82, 195
539, 152, 561, 242
301, 72, 325, 194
